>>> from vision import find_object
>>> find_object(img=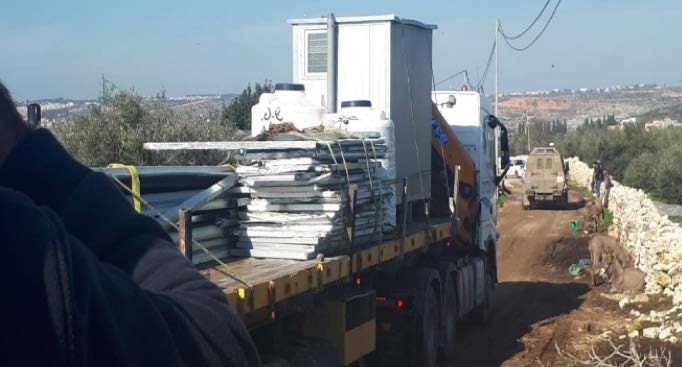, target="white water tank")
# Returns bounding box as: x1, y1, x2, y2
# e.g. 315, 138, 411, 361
326, 100, 396, 230
250, 83, 325, 136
